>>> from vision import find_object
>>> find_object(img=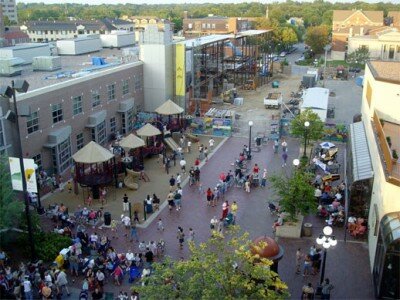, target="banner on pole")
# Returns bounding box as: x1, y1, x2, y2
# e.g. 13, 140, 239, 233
8, 157, 38, 193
